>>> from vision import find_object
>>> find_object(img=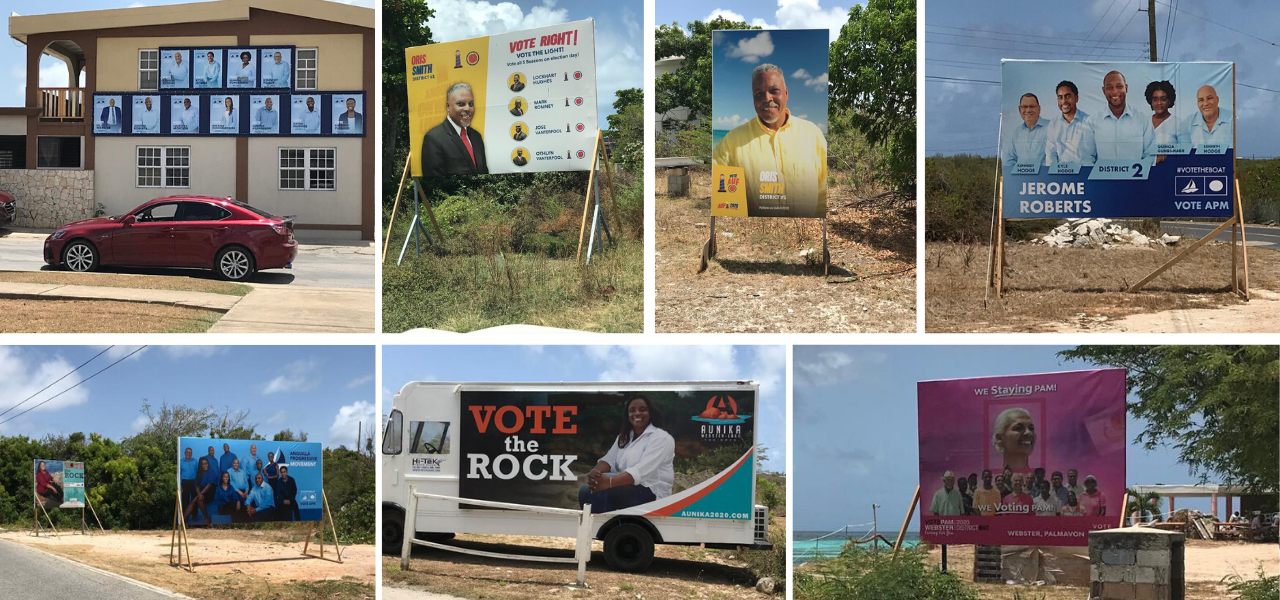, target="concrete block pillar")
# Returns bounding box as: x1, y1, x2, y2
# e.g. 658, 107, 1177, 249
666, 167, 689, 196
1089, 528, 1185, 600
